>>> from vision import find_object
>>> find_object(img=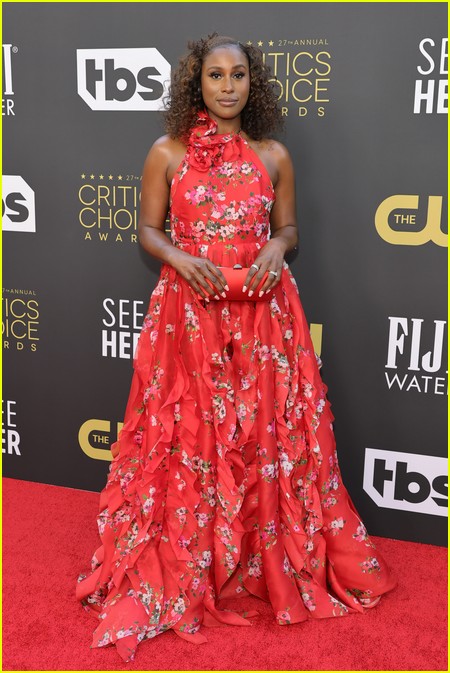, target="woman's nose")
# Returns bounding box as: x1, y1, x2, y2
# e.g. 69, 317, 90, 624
221, 77, 234, 92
